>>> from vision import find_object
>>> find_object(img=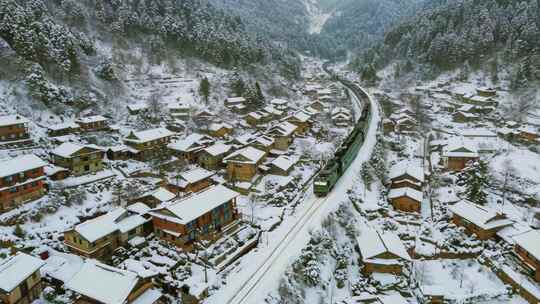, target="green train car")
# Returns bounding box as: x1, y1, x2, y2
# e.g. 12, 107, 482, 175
314, 79, 371, 197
